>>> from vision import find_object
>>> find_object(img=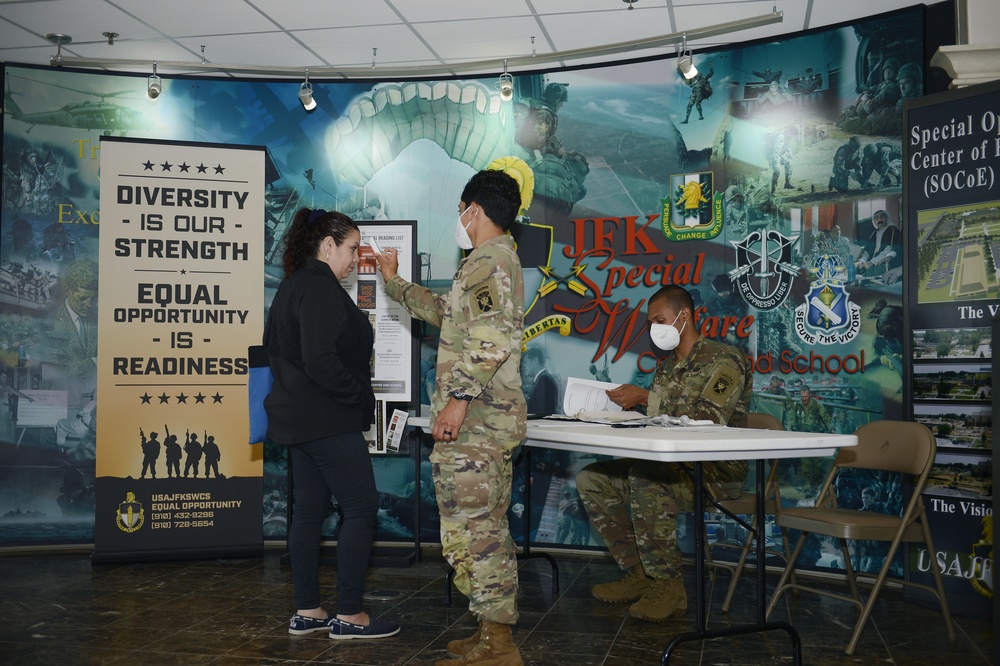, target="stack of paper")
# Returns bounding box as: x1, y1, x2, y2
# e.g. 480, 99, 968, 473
561, 377, 715, 426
